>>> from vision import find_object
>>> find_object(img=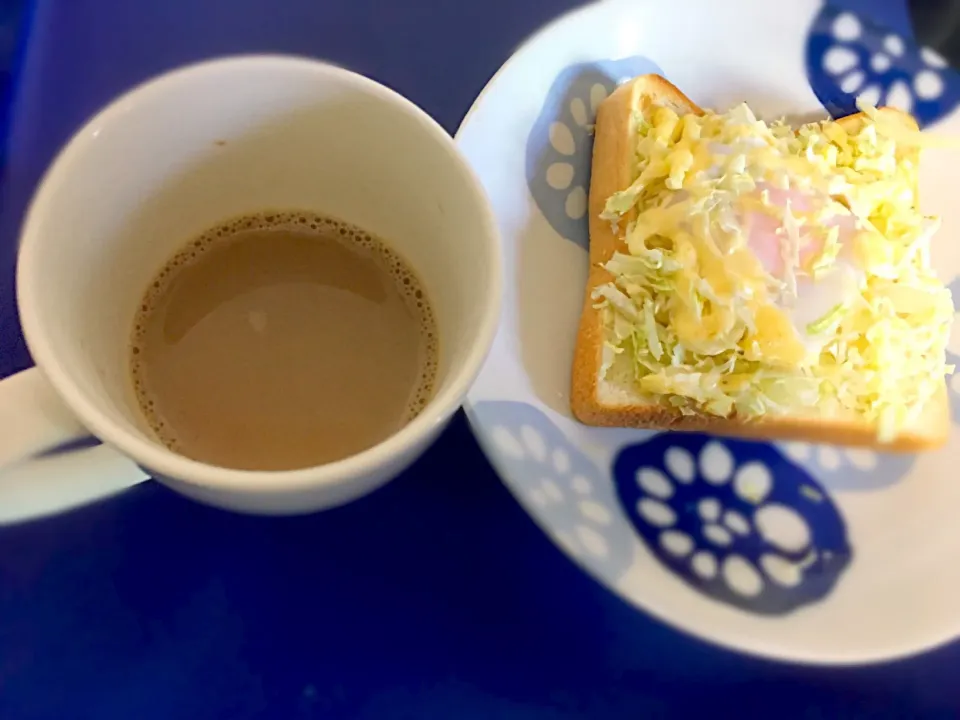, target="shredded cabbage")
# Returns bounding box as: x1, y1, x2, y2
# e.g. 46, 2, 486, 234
594, 101, 954, 442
